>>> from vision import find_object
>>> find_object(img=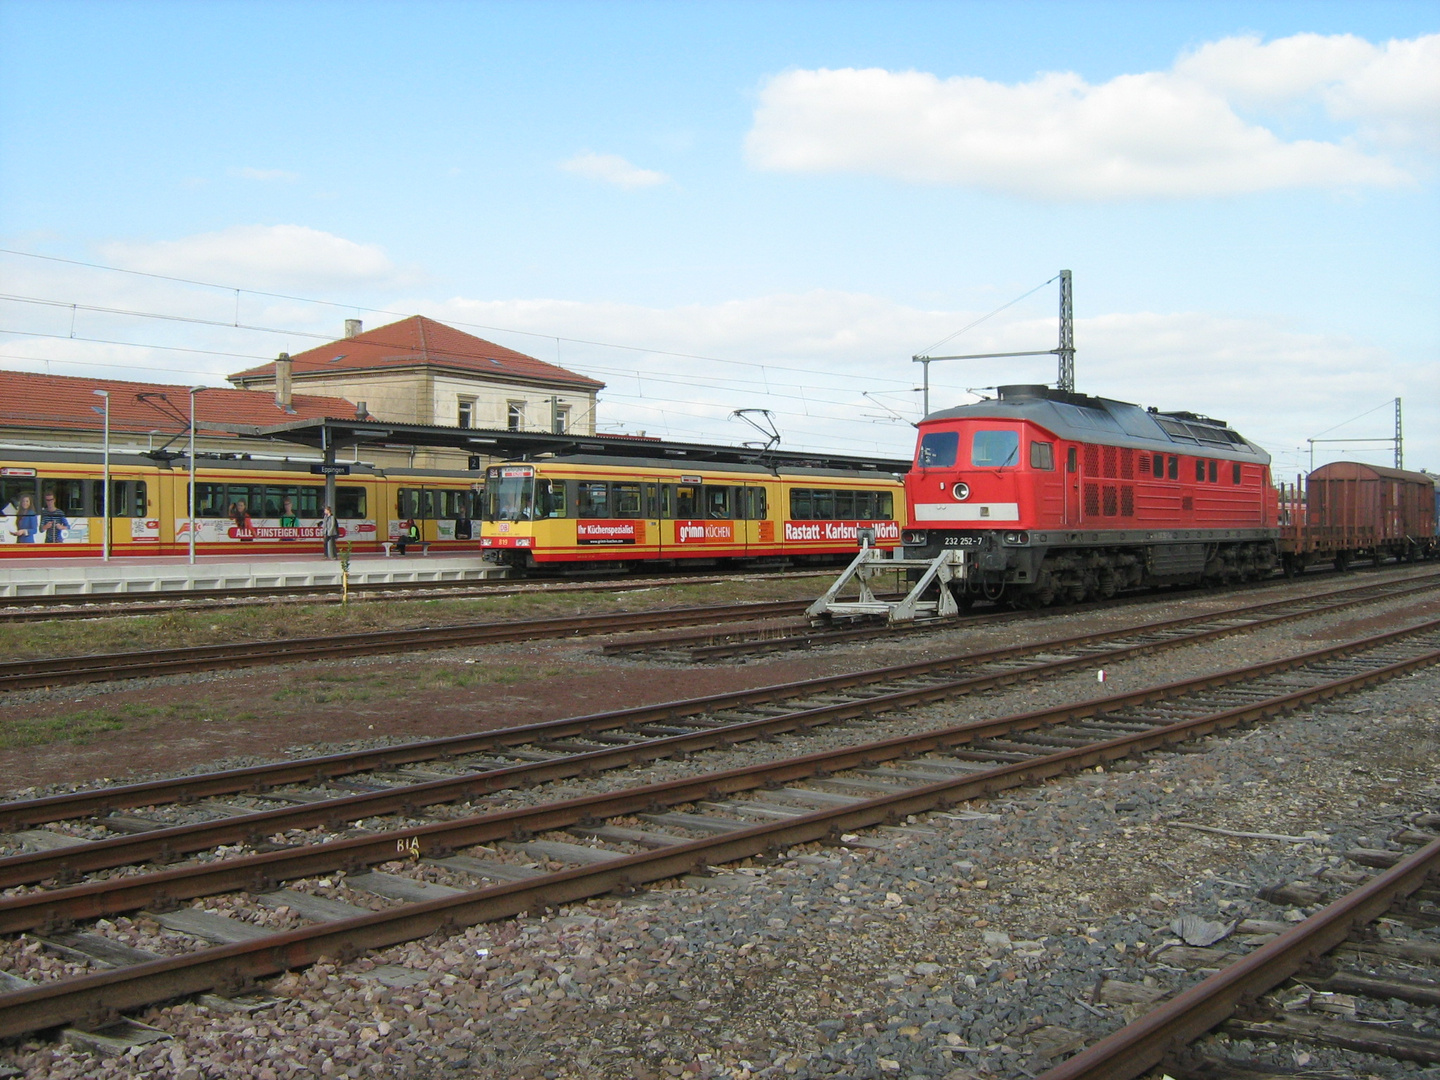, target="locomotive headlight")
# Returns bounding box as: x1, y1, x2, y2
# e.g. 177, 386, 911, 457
902, 530, 927, 546
951, 482, 970, 501
1003, 532, 1030, 545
